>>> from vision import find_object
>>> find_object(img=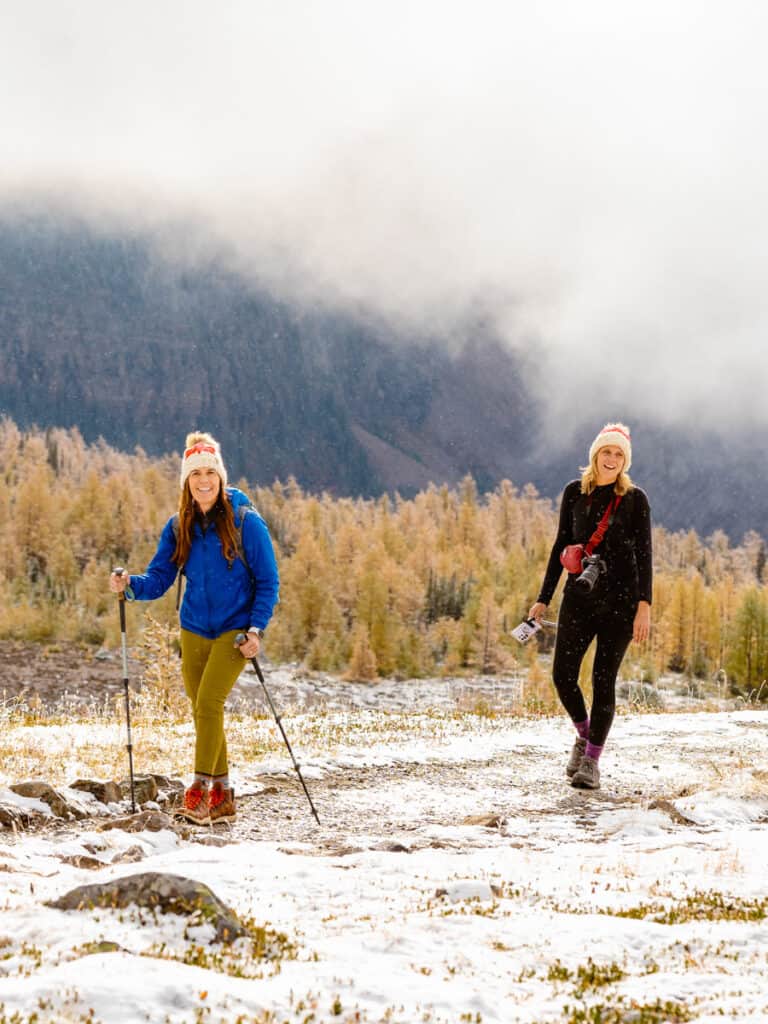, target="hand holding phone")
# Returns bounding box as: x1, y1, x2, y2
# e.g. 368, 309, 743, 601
510, 618, 543, 644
